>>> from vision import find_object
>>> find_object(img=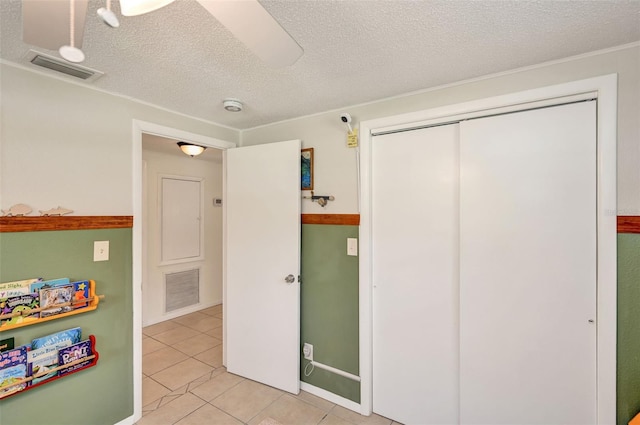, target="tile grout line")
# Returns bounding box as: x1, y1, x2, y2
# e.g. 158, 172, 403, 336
245, 391, 286, 425
143, 340, 360, 425
142, 306, 224, 417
